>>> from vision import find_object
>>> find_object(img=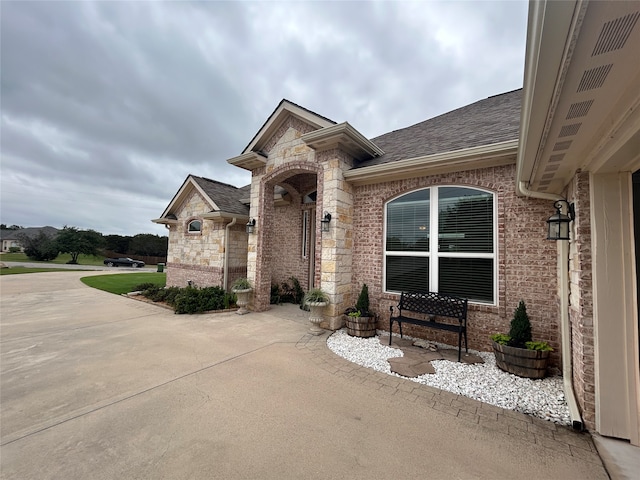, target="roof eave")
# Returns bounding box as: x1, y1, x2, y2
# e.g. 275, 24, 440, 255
344, 140, 518, 186
516, 0, 583, 196
301, 122, 384, 161
227, 152, 268, 171
202, 212, 250, 223
151, 218, 178, 225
